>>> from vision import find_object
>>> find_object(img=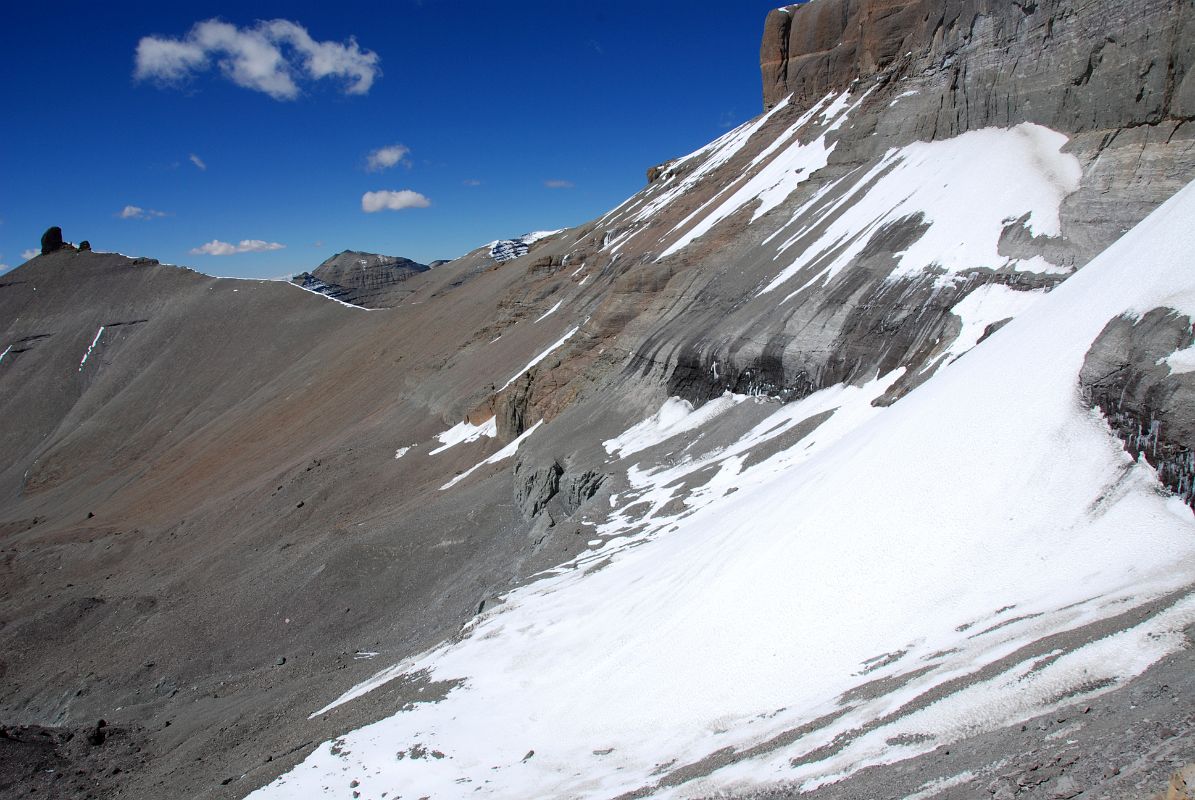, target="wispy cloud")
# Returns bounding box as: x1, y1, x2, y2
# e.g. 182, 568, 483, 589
462, 179, 482, 187
366, 143, 410, 172
134, 19, 380, 100
119, 205, 169, 220
361, 189, 431, 213
21, 249, 38, 260
189, 153, 207, 170
190, 239, 286, 255
544, 179, 575, 189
